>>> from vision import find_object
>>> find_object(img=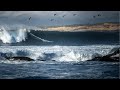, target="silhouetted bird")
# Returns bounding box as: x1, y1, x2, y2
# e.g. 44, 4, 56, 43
54, 14, 57, 16
73, 14, 77, 16
98, 14, 101, 16
50, 19, 54, 21
29, 17, 31, 20
93, 16, 96, 18
62, 15, 66, 17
